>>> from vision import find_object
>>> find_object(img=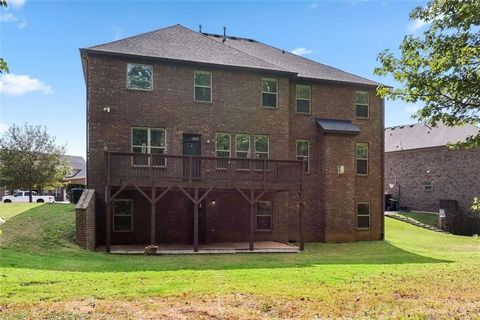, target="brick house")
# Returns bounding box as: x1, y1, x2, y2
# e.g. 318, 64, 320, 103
78, 24, 384, 252
385, 122, 480, 213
